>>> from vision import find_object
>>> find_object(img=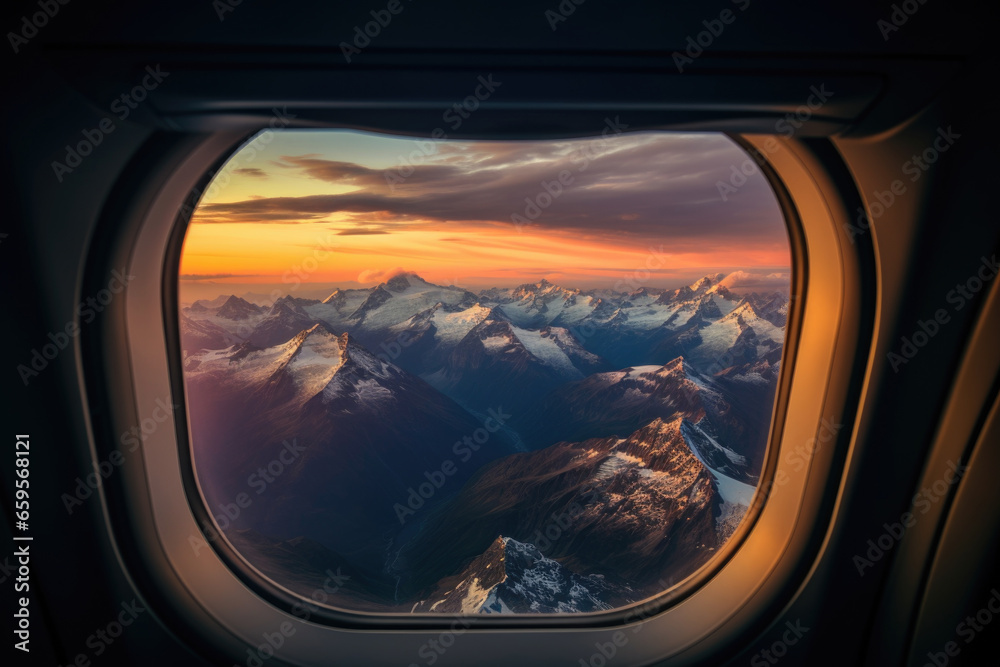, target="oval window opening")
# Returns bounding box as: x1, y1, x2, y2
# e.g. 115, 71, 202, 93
177, 129, 792, 615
